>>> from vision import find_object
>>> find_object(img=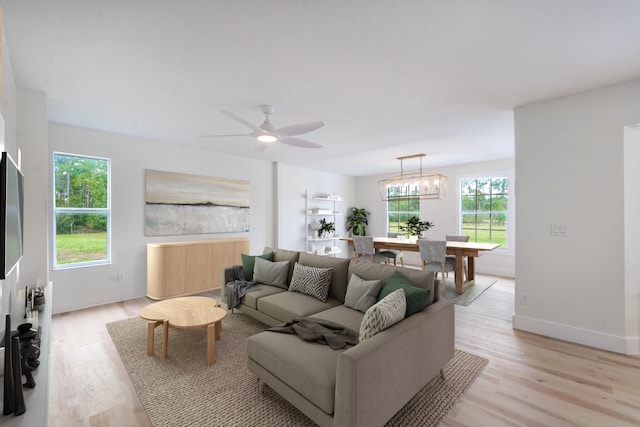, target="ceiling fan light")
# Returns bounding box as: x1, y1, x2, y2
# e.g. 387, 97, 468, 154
257, 134, 277, 143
